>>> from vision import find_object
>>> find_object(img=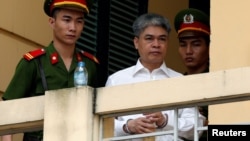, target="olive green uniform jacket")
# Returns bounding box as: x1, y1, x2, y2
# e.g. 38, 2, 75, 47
3, 43, 98, 139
